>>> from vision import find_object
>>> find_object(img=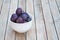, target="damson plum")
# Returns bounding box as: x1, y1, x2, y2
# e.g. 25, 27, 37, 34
26, 17, 31, 22
21, 12, 29, 20
11, 8, 32, 23
16, 8, 22, 16
11, 14, 18, 22
16, 17, 24, 23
